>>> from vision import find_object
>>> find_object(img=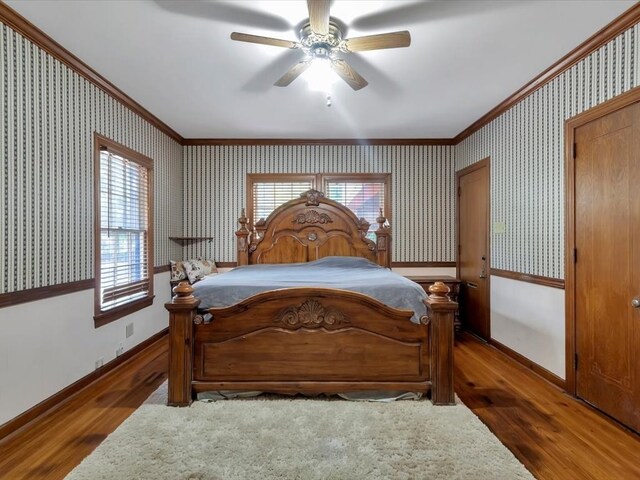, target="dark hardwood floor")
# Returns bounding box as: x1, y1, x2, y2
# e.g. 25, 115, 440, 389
0, 333, 639, 479
455, 334, 640, 480
0, 338, 168, 480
